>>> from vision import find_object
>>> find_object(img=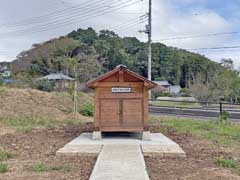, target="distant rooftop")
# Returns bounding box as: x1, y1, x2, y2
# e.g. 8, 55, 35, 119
154, 81, 171, 86
37, 73, 74, 81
